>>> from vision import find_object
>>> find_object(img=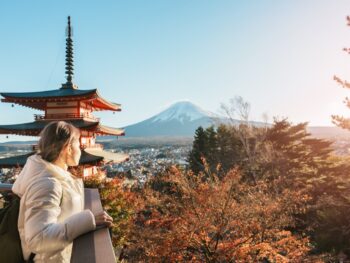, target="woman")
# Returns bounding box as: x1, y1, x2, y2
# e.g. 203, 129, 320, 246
12, 121, 113, 262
